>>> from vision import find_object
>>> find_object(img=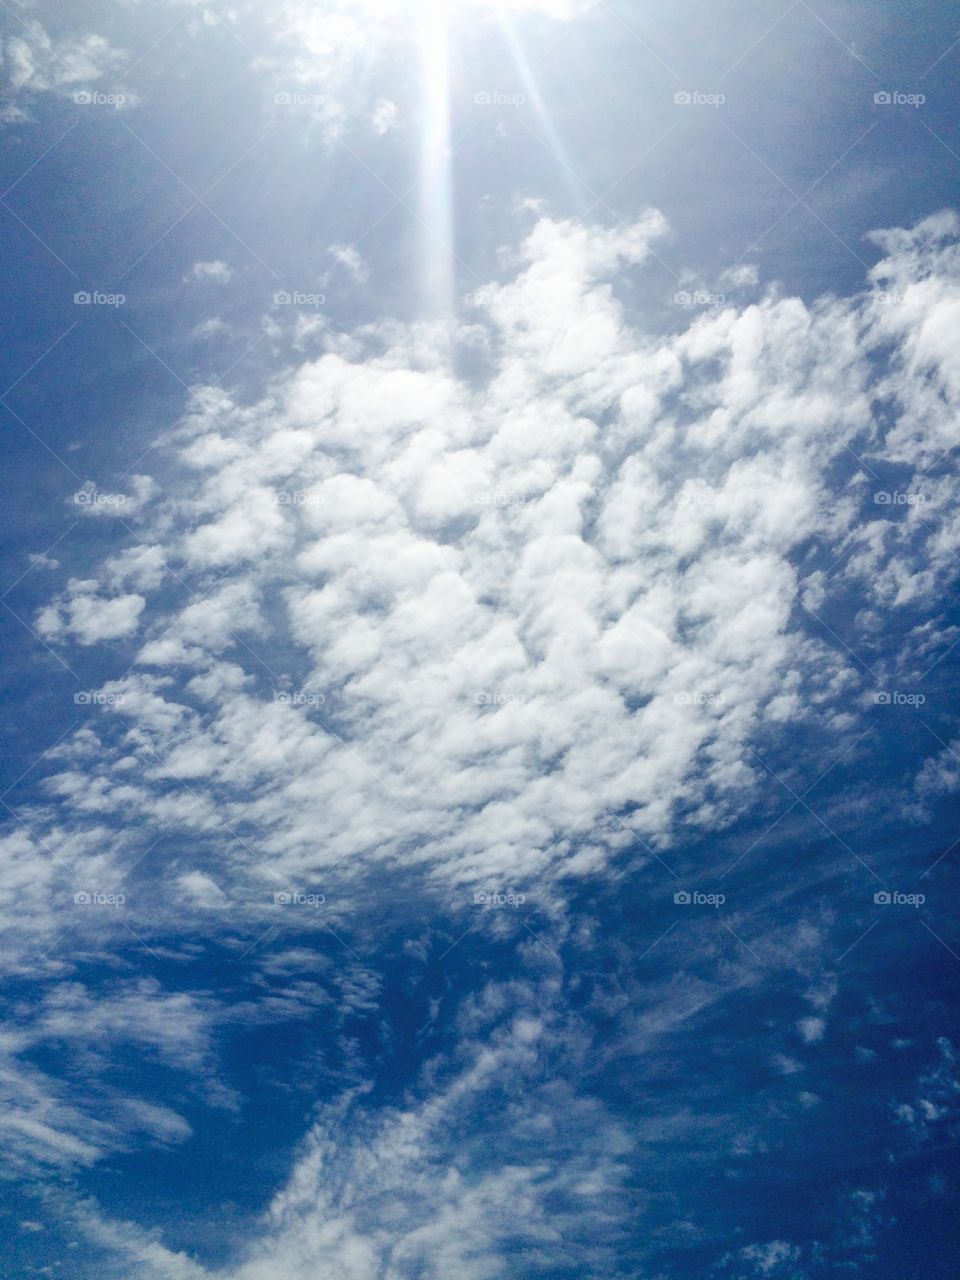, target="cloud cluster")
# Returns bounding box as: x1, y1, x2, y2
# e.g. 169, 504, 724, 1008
3, 206, 958, 1277
14, 210, 954, 927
